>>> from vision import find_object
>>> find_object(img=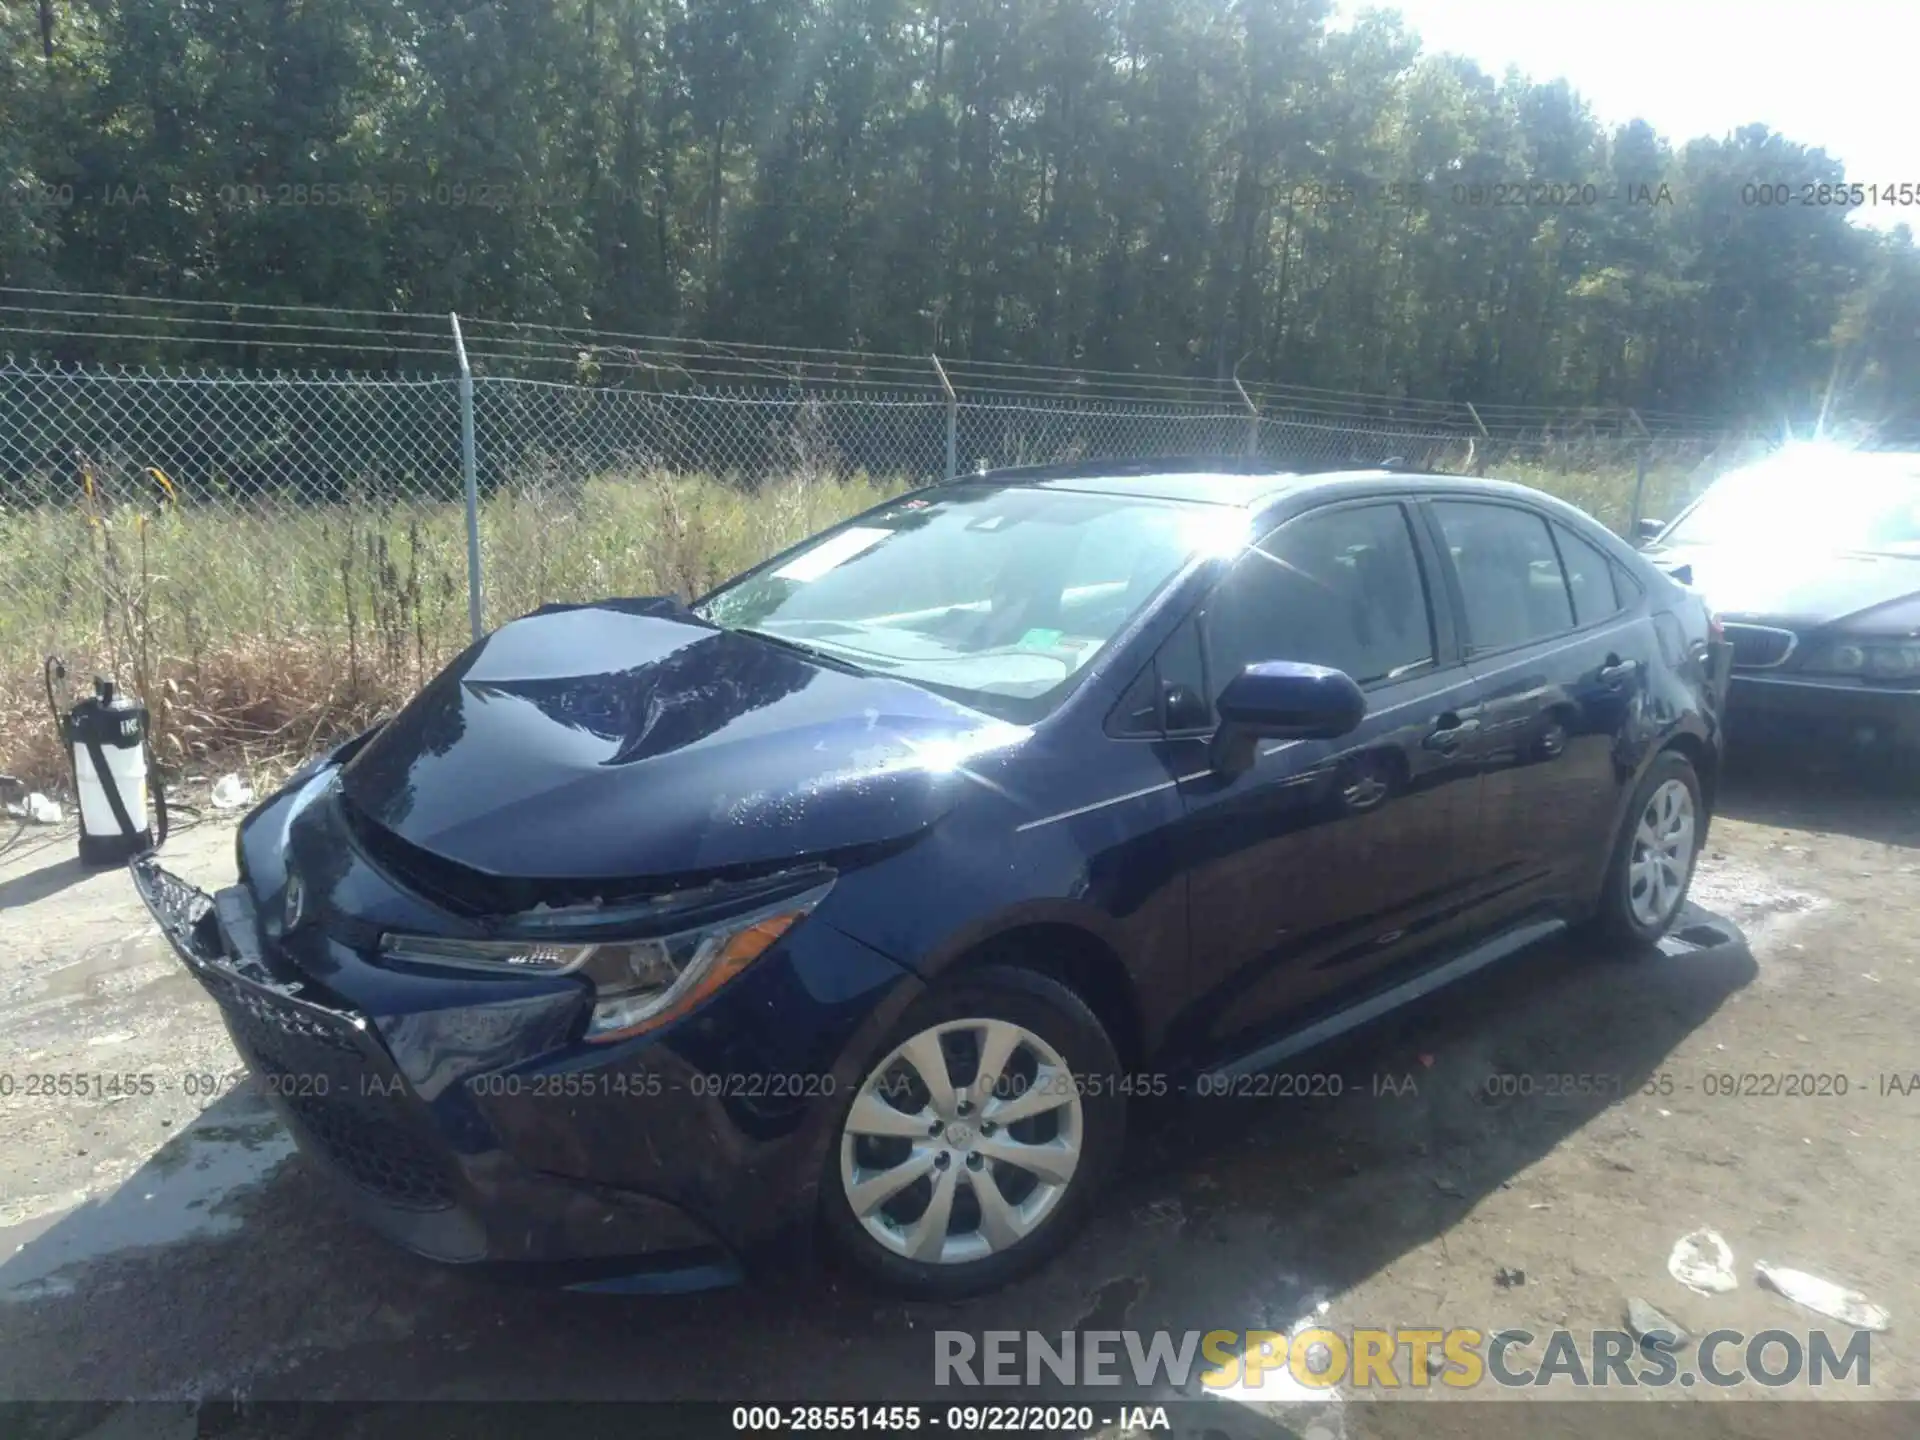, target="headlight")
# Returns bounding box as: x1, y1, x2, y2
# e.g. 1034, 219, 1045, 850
1807, 639, 1920, 681
379, 877, 834, 1042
